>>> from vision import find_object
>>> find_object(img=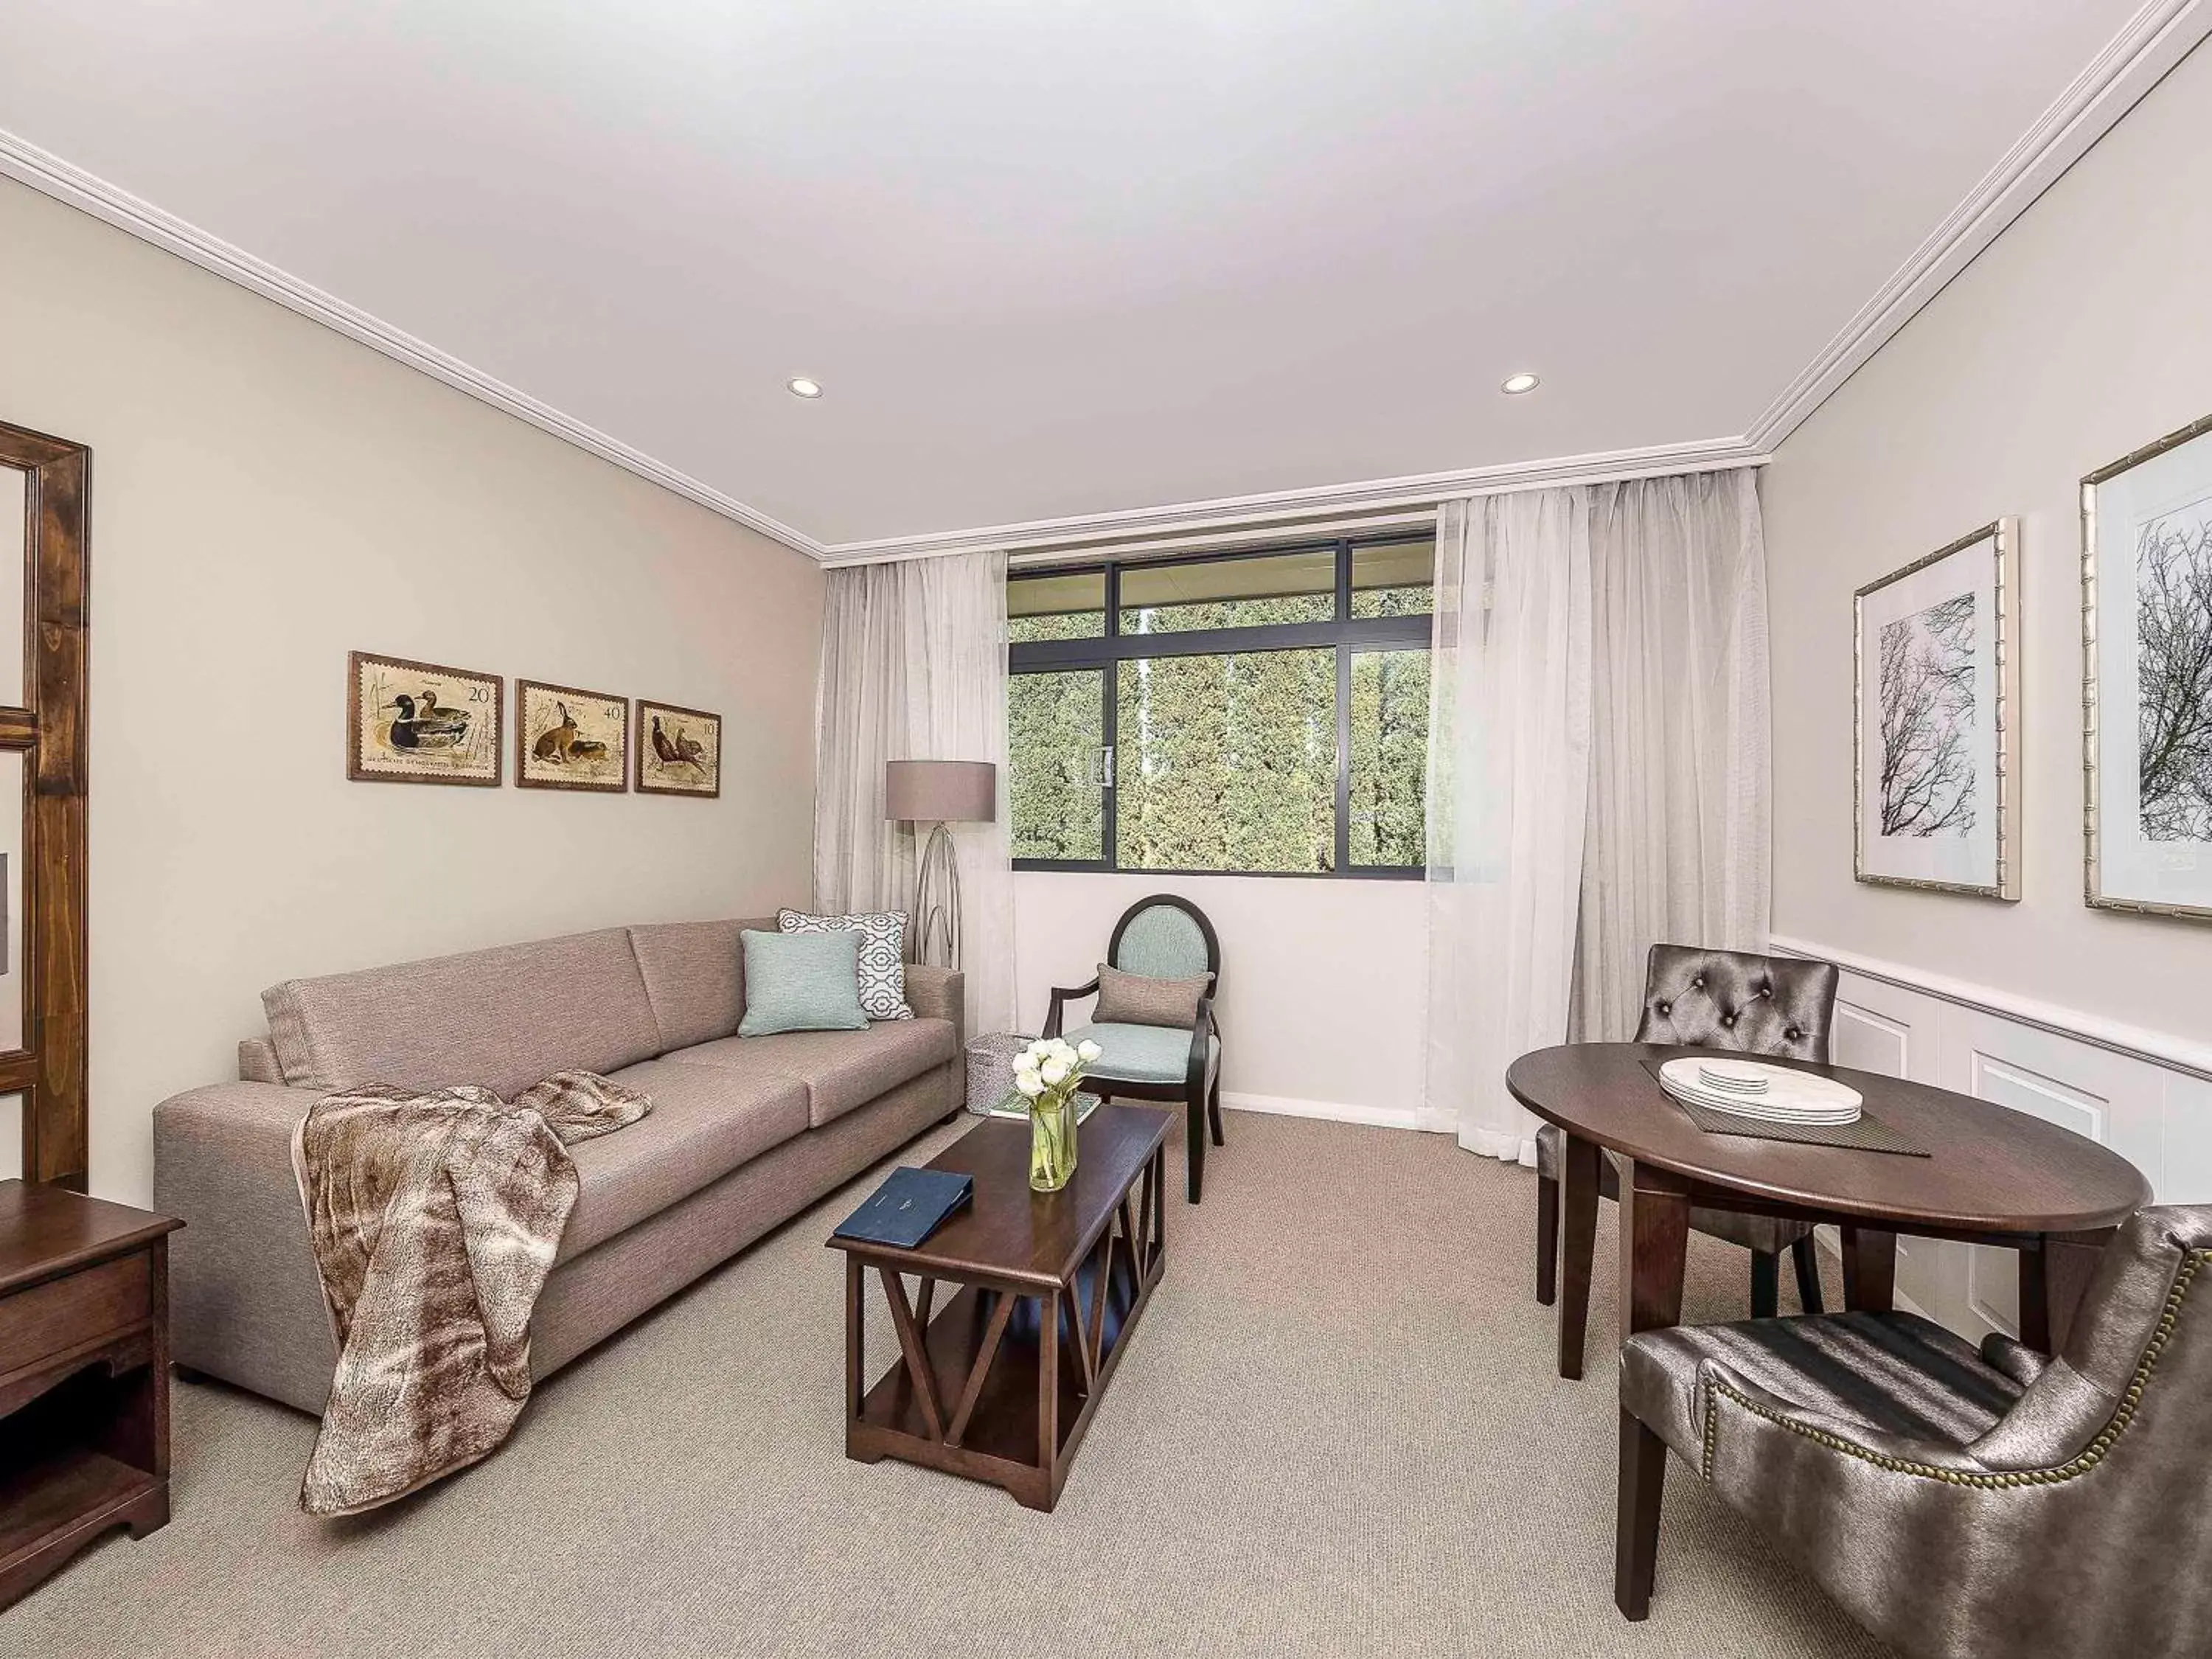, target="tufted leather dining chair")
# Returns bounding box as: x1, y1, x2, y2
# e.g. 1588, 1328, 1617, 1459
1614, 1203, 2211, 1655
1534, 945, 1842, 1321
